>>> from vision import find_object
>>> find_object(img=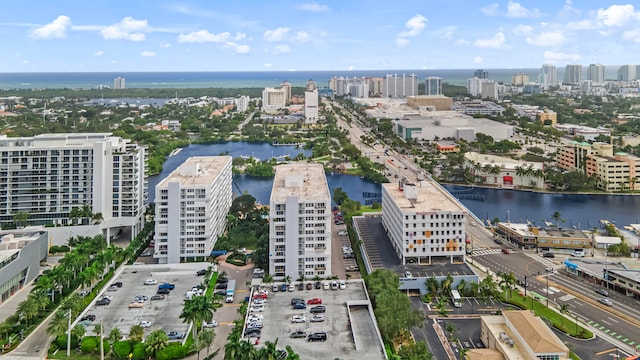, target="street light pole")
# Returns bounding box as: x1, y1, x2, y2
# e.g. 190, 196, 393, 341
67, 310, 71, 357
